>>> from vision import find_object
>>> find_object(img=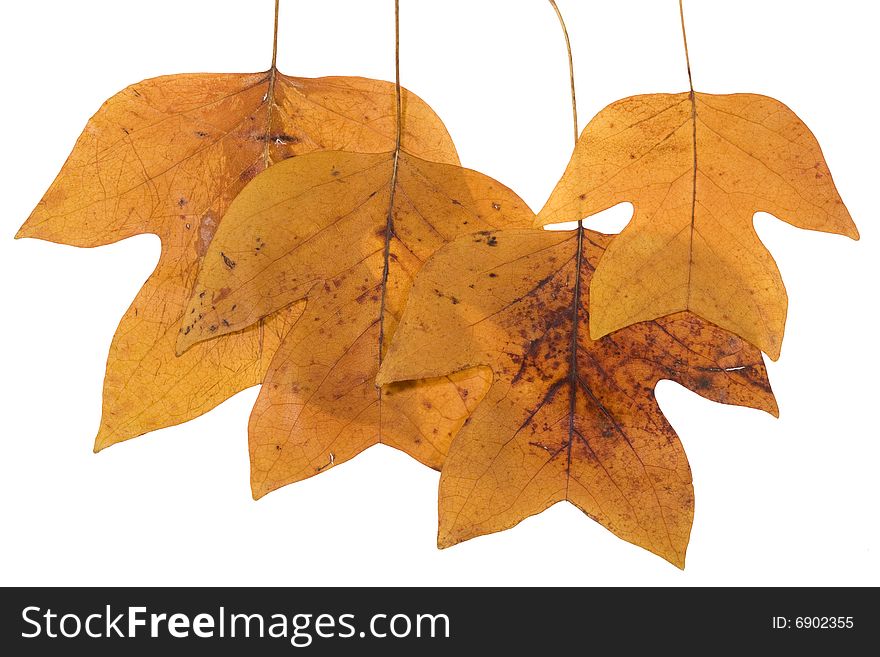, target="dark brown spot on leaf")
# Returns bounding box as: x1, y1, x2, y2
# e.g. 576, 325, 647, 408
221, 252, 236, 269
